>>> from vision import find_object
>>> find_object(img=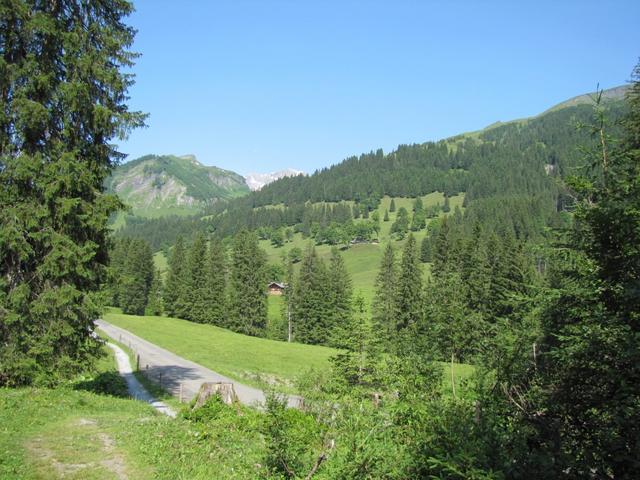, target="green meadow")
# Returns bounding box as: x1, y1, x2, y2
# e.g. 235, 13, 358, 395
0, 346, 267, 479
